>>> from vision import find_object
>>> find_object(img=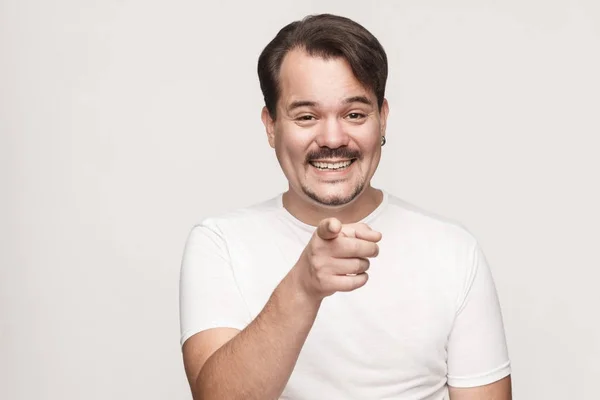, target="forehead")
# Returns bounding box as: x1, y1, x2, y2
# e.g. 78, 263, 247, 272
277, 49, 374, 108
